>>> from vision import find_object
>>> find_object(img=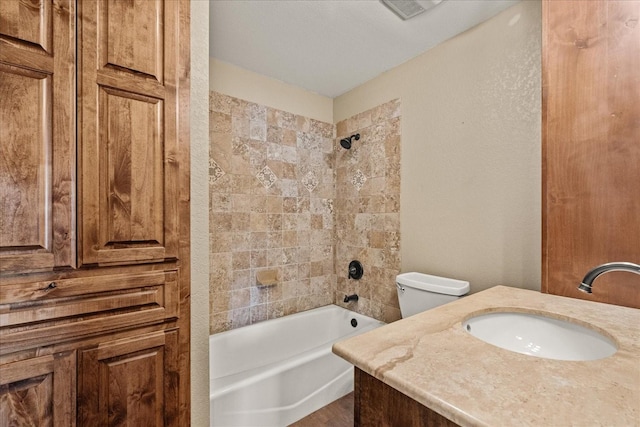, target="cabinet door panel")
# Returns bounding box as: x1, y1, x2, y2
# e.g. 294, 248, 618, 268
0, 0, 75, 273
78, 330, 179, 427
79, 0, 179, 267
0, 66, 51, 254
0, 351, 76, 427
542, 0, 640, 307
103, 0, 163, 80
0, 0, 52, 53
102, 88, 164, 246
